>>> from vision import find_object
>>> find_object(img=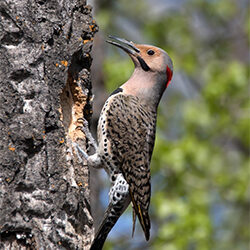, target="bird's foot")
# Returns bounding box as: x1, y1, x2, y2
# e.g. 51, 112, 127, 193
73, 142, 102, 169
